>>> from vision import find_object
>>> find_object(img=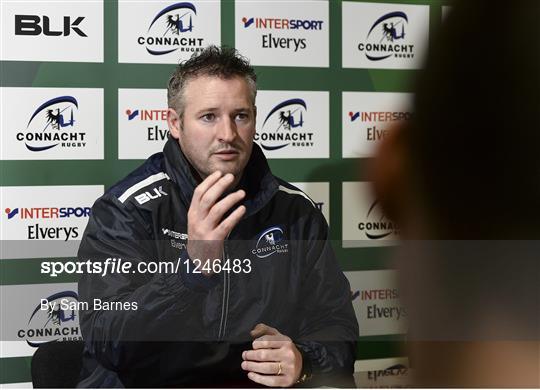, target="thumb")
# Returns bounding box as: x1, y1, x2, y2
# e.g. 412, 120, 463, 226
250, 323, 279, 338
